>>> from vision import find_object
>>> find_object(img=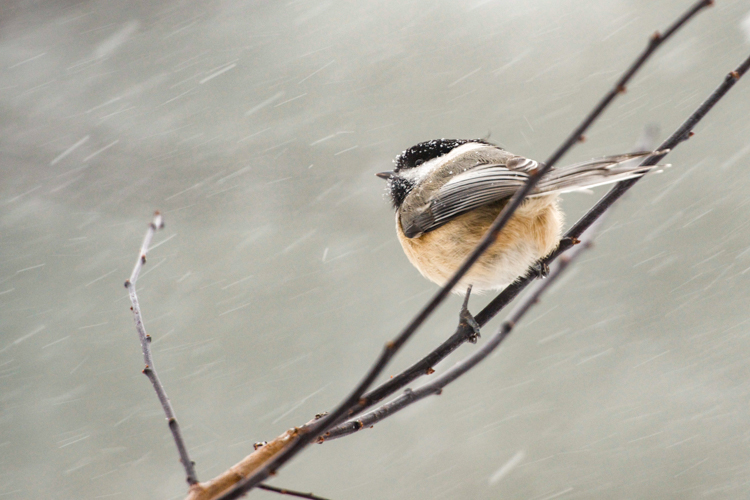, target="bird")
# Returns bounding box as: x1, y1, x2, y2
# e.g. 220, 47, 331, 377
377, 138, 660, 294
